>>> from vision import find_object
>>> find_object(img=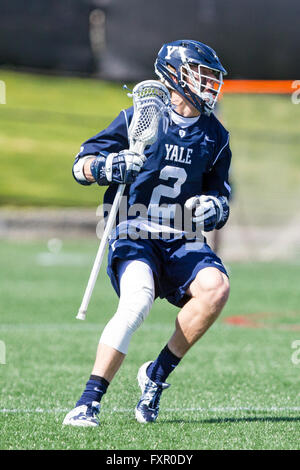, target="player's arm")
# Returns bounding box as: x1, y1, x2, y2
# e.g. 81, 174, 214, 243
185, 134, 232, 232
72, 109, 145, 186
